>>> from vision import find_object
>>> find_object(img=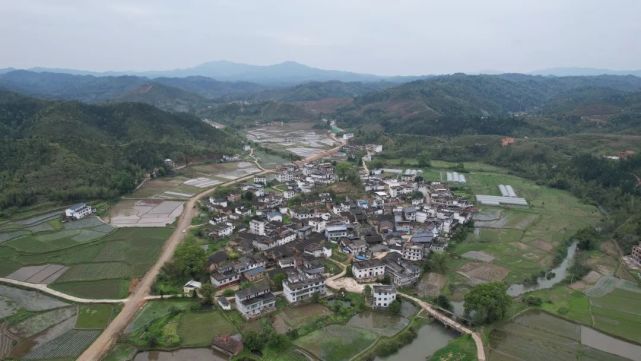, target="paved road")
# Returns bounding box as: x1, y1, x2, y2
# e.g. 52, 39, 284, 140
80, 140, 347, 361
77, 169, 268, 361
